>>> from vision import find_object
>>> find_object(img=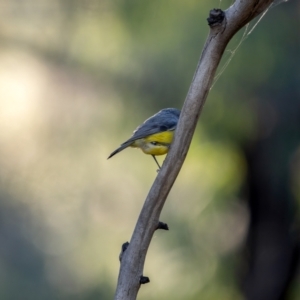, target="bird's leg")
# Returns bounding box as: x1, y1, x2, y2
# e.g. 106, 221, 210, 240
152, 155, 161, 171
